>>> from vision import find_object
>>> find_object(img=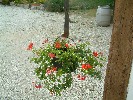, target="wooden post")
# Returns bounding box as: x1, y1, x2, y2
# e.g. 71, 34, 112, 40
103, 0, 133, 100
